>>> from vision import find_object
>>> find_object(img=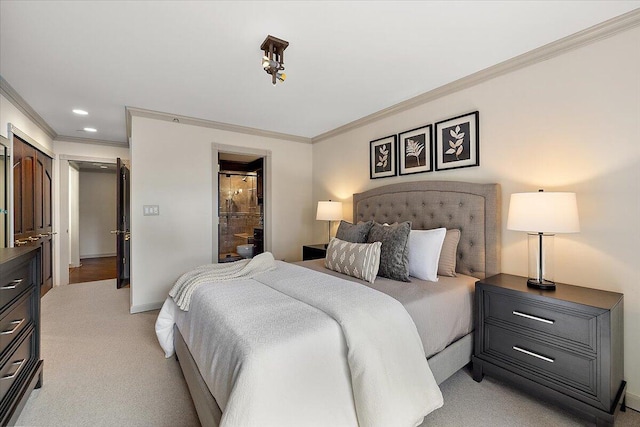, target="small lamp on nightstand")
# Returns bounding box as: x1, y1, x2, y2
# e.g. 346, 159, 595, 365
316, 200, 343, 245
507, 190, 580, 290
